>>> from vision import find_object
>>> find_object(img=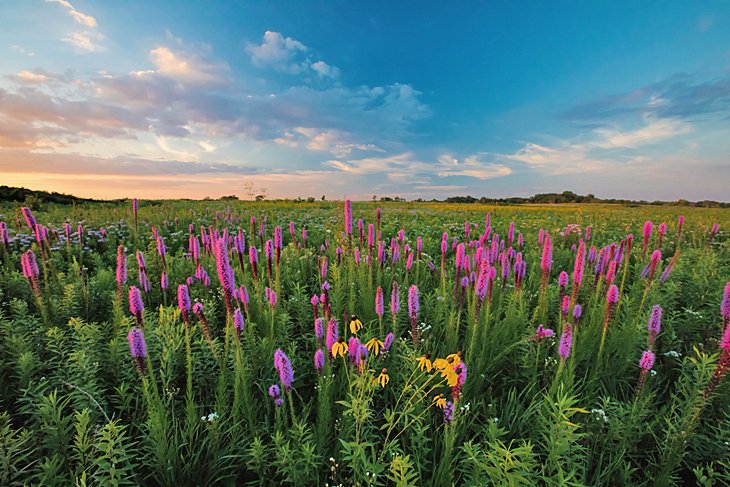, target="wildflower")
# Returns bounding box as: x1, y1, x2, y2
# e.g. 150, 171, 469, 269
573, 304, 583, 325
540, 234, 552, 289
558, 271, 569, 288
391, 281, 400, 316
349, 315, 363, 335
558, 324, 573, 359
433, 394, 446, 409
366, 337, 384, 356
533, 324, 555, 340
708, 223, 720, 245
377, 368, 390, 387
127, 327, 147, 374
408, 285, 419, 342
273, 349, 294, 392
116, 245, 127, 292
452, 362, 467, 401
314, 318, 324, 340
383, 332, 394, 352
178, 284, 191, 324
721, 281, 730, 325
192, 302, 213, 347
331, 337, 347, 358
348, 337, 361, 363
129, 286, 144, 327
314, 349, 325, 374
344, 199, 353, 235
375, 286, 384, 318
642, 221, 653, 256
561, 295, 570, 317
233, 308, 245, 339
326, 319, 339, 353
443, 401, 455, 424
572, 239, 586, 302
637, 350, 655, 392
648, 305, 662, 348
274, 397, 284, 407
417, 354, 433, 372
268, 384, 281, 398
